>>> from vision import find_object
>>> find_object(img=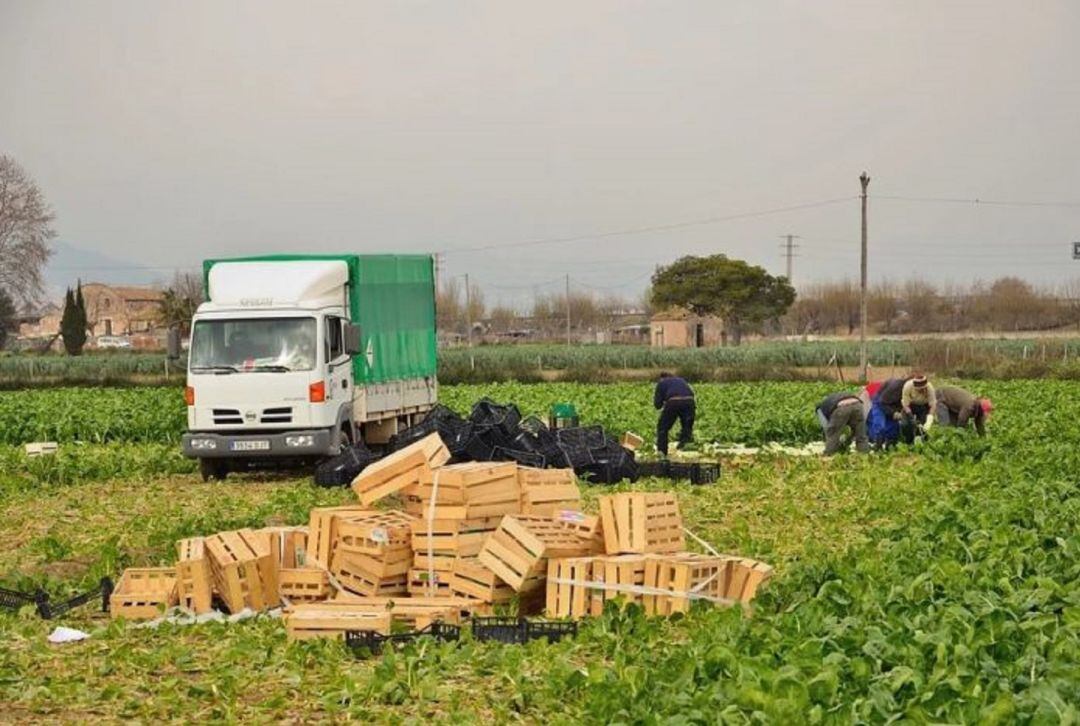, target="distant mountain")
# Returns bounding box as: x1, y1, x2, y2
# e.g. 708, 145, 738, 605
44, 241, 169, 299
